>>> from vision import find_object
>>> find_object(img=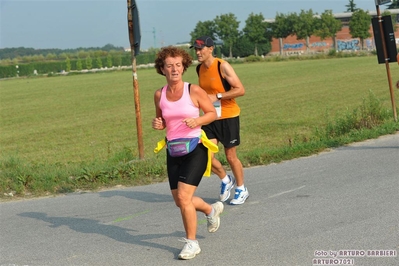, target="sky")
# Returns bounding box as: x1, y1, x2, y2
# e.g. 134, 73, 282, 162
0, 0, 387, 50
